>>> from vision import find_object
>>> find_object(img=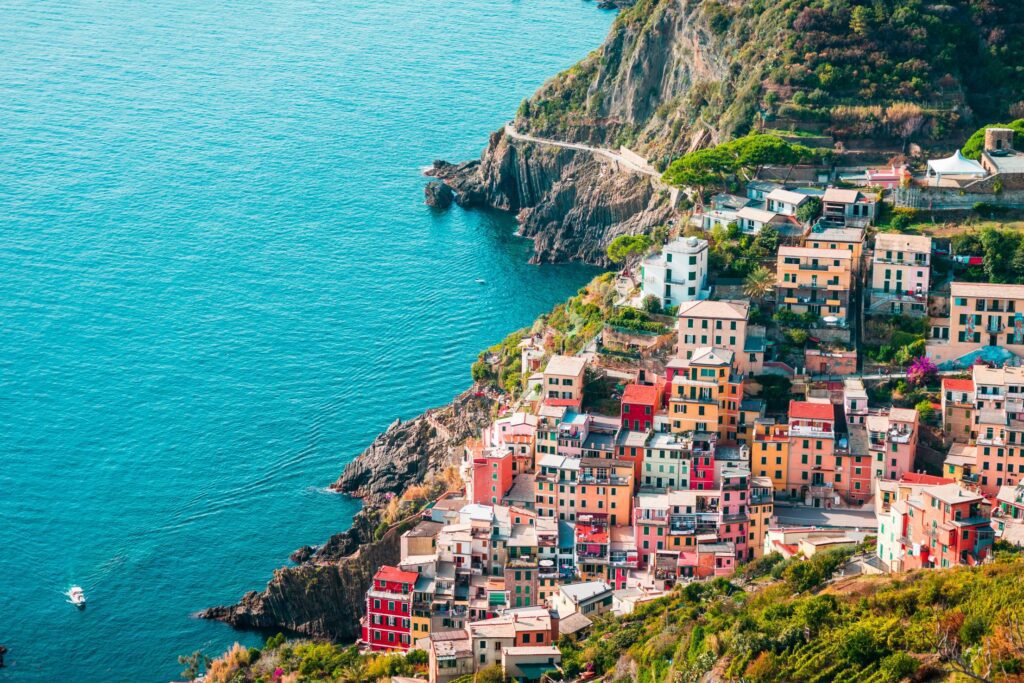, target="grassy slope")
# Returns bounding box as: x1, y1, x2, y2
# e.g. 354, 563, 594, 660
560, 552, 1024, 683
